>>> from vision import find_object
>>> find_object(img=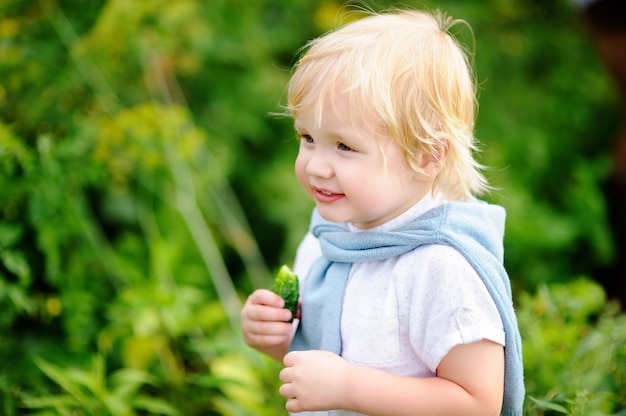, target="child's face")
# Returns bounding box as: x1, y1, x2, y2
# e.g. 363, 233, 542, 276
294, 94, 434, 229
